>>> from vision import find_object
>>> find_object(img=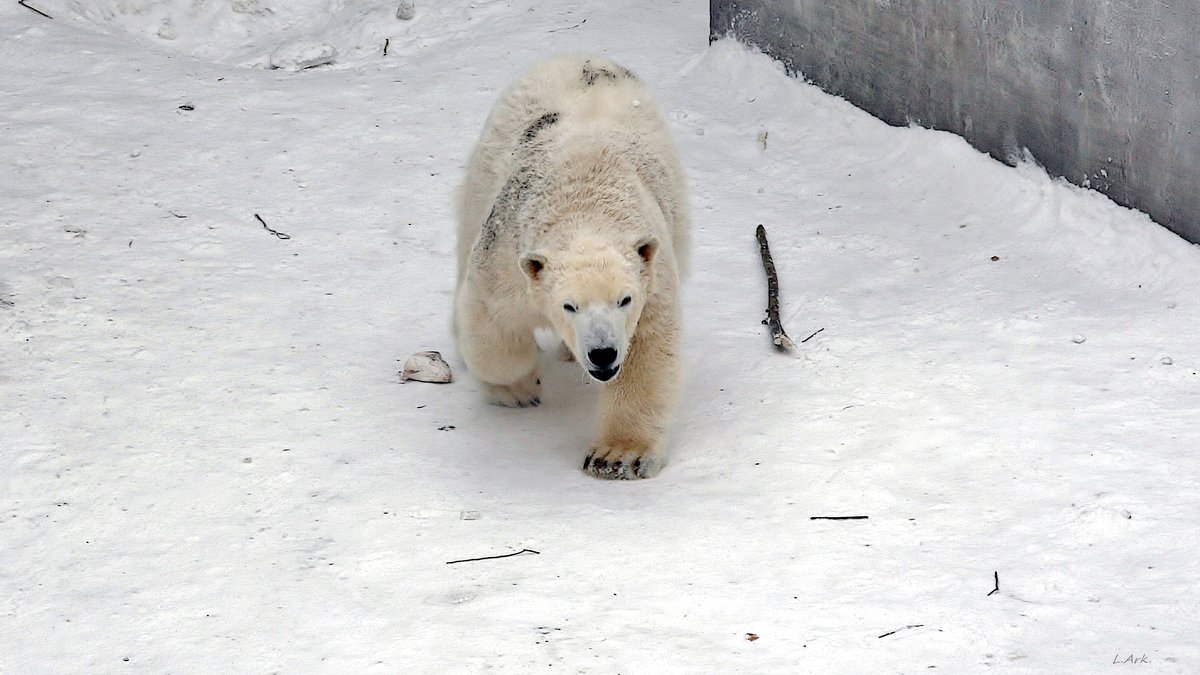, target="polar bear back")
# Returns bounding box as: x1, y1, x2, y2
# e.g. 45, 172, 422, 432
456, 54, 689, 280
